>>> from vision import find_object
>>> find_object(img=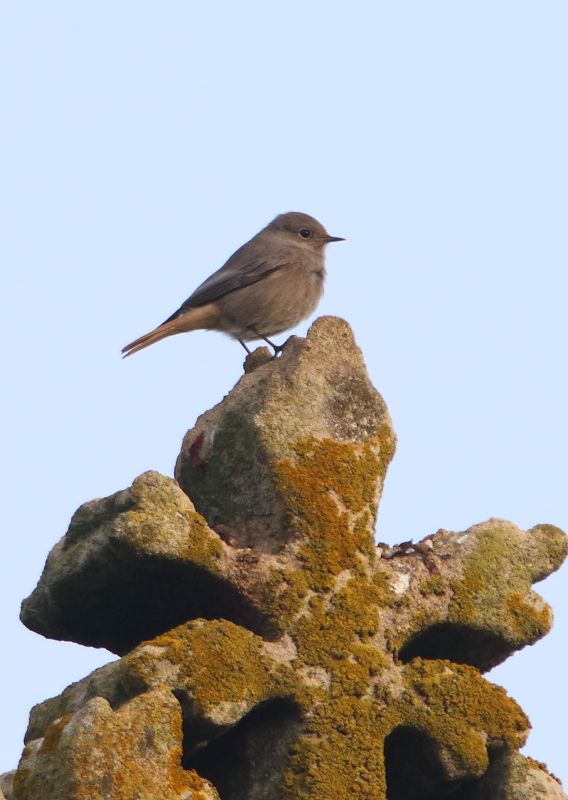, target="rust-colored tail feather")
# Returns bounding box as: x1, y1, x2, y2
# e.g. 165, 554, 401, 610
121, 304, 219, 357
